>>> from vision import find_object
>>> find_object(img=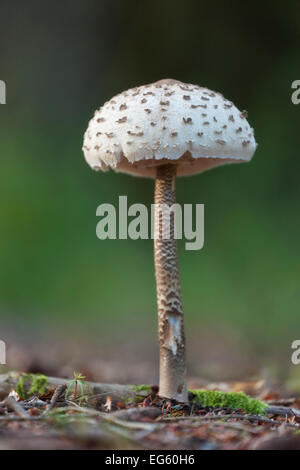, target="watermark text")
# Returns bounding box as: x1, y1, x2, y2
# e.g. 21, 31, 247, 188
0, 80, 6, 104
96, 196, 204, 251
291, 340, 300, 365
0, 340, 6, 364
291, 80, 300, 105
